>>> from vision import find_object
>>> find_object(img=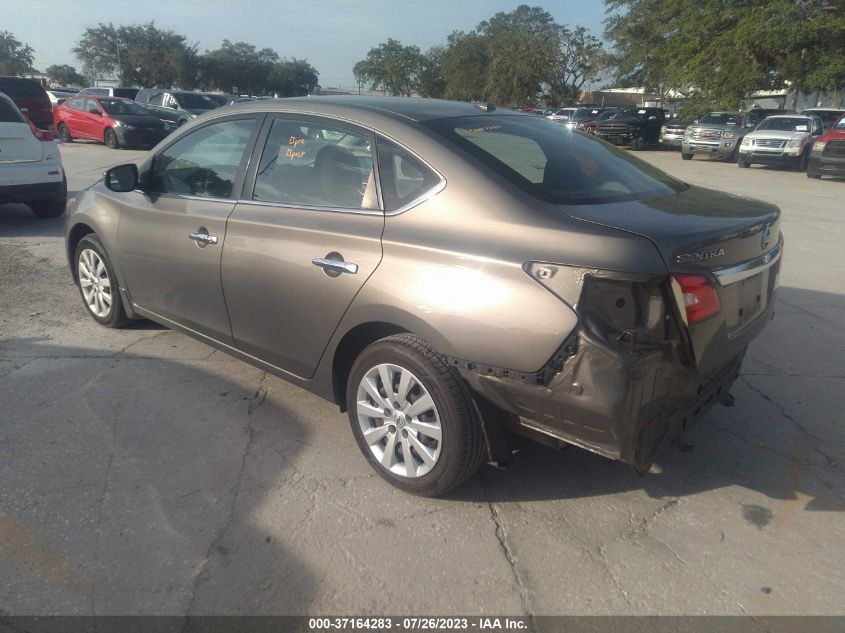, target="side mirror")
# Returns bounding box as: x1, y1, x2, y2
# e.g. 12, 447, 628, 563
88, 108, 102, 115
648, 115, 657, 120
104, 164, 138, 193
692, 119, 699, 124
